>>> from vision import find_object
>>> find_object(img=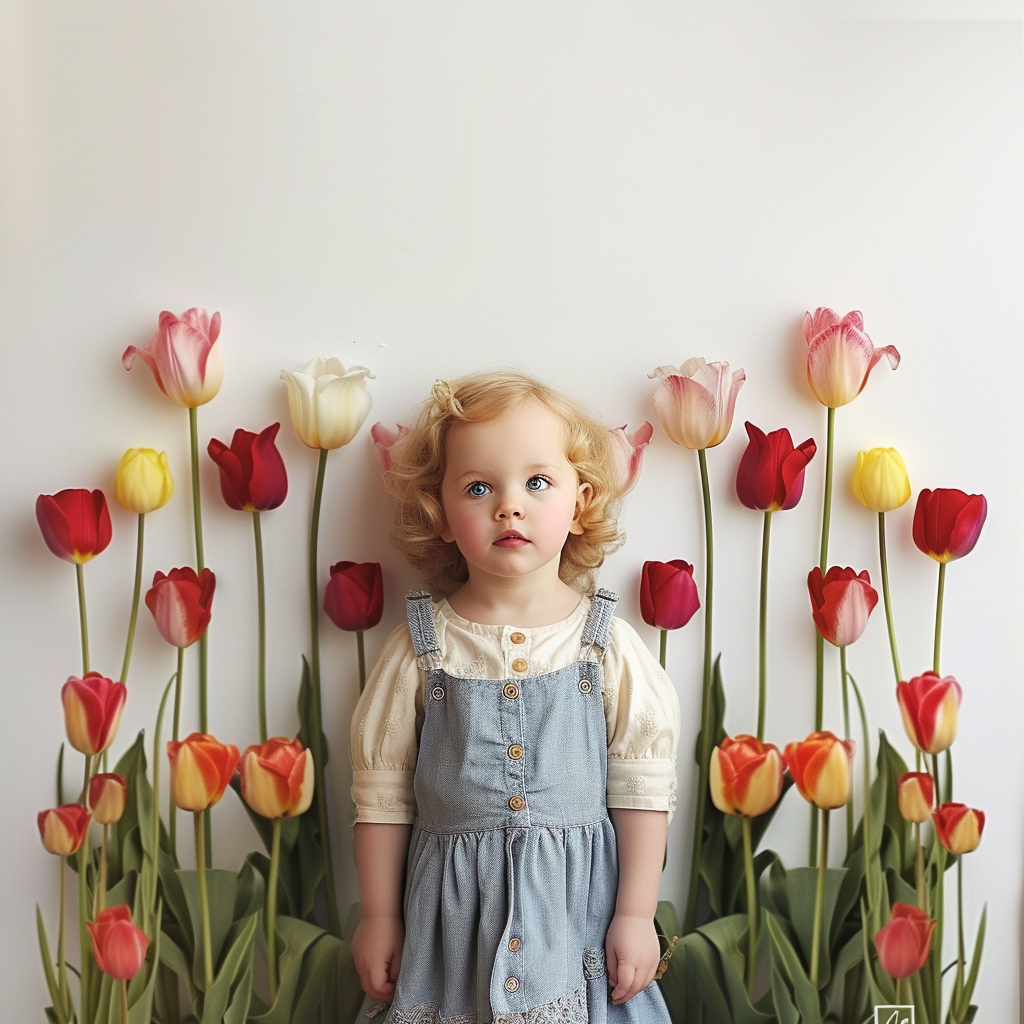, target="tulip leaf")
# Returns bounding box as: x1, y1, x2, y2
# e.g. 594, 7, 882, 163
858, 897, 894, 1007
764, 910, 821, 1024
127, 900, 163, 1024
177, 868, 245, 992
35, 905, 64, 1023
951, 904, 986, 1024
56, 742, 66, 807
653, 901, 688, 1022
197, 911, 259, 1024
911, 970, 933, 1024
679, 931, 732, 1022
158, 931, 199, 1006
779, 866, 846, 988
248, 916, 328, 1023
697, 914, 774, 1023
824, 928, 865, 1022
297, 655, 329, 768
